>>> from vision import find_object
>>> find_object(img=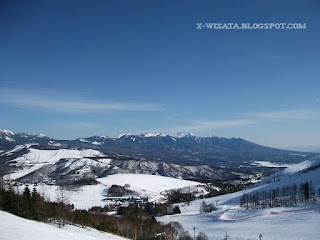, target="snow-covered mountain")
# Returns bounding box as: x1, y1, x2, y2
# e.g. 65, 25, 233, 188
1, 145, 235, 185
0, 129, 54, 150
0, 129, 317, 171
